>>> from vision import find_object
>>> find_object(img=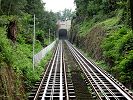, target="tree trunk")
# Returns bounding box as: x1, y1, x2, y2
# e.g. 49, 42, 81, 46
7, 21, 17, 43
130, 0, 133, 31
